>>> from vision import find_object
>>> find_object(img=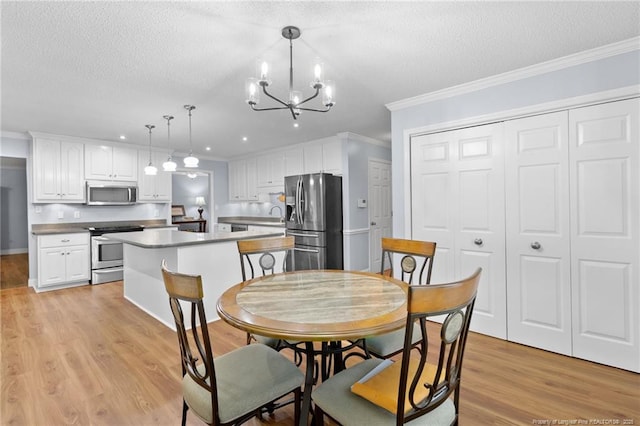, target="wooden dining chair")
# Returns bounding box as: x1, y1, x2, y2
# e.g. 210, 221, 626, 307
352, 237, 437, 360
312, 268, 481, 426
160, 260, 303, 426
237, 236, 296, 348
